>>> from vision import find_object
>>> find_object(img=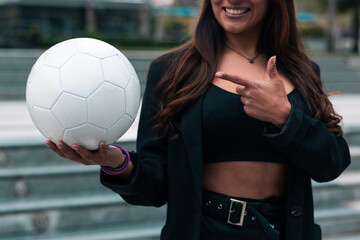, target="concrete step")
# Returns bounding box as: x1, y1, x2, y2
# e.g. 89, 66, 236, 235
314, 56, 359, 71
0, 58, 34, 71
6, 223, 162, 240
348, 146, 360, 170
313, 57, 360, 94
330, 94, 360, 147
2, 196, 357, 239
0, 142, 136, 169
344, 131, 360, 149
0, 97, 359, 149
321, 72, 360, 82
0, 87, 26, 100
0, 49, 158, 101
324, 233, 360, 240
0, 167, 358, 238
0, 142, 357, 170
2, 51, 360, 99
0, 193, 122, 214
0, 148, 358, 203
0, 165, 110, 201
324, 84, 360, 95
0, 72, 30, 82
2, 193, 358, 239
315, 200, 360, 236
6, 224, 162, 240
0, 194, 166, 238
313, 170, 360, 208
1, 196, 359, 239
